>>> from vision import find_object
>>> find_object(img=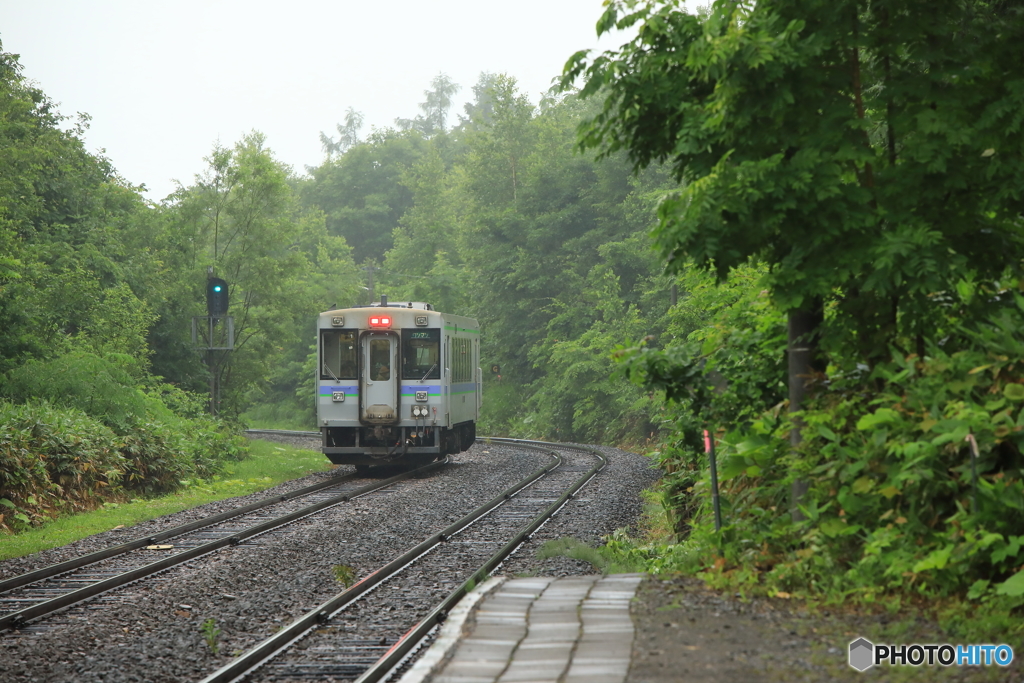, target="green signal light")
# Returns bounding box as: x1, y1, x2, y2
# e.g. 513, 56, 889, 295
213, 285, 222, 292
